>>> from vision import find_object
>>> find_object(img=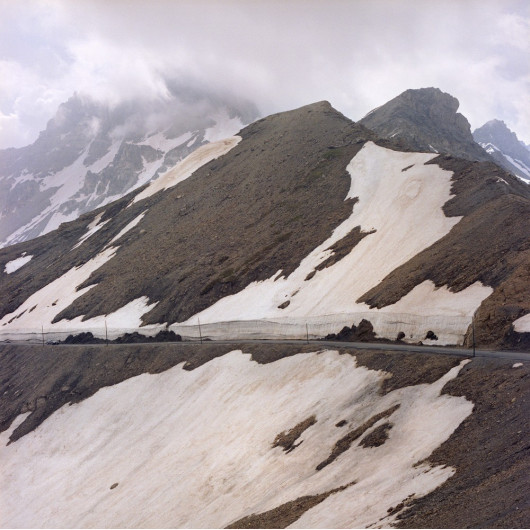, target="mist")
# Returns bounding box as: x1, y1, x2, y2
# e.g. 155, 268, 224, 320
1, 0, 529, 148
